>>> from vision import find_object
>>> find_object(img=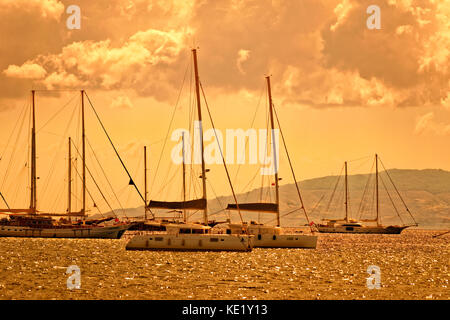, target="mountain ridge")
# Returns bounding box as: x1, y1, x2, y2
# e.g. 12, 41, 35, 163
98, 168, 450, 229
